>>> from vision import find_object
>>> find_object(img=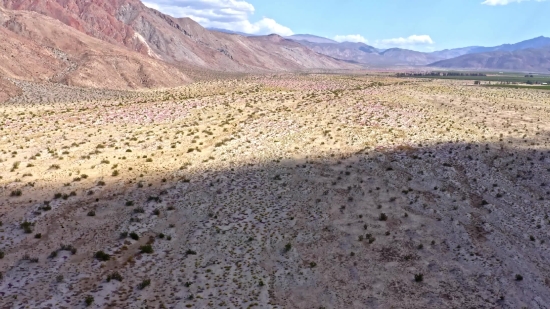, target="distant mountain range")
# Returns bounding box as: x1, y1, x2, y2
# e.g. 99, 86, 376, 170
283, 34, 550, 70
285, 34, 338, 44
430, 46, 550, 72
207, 27, 257, 37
